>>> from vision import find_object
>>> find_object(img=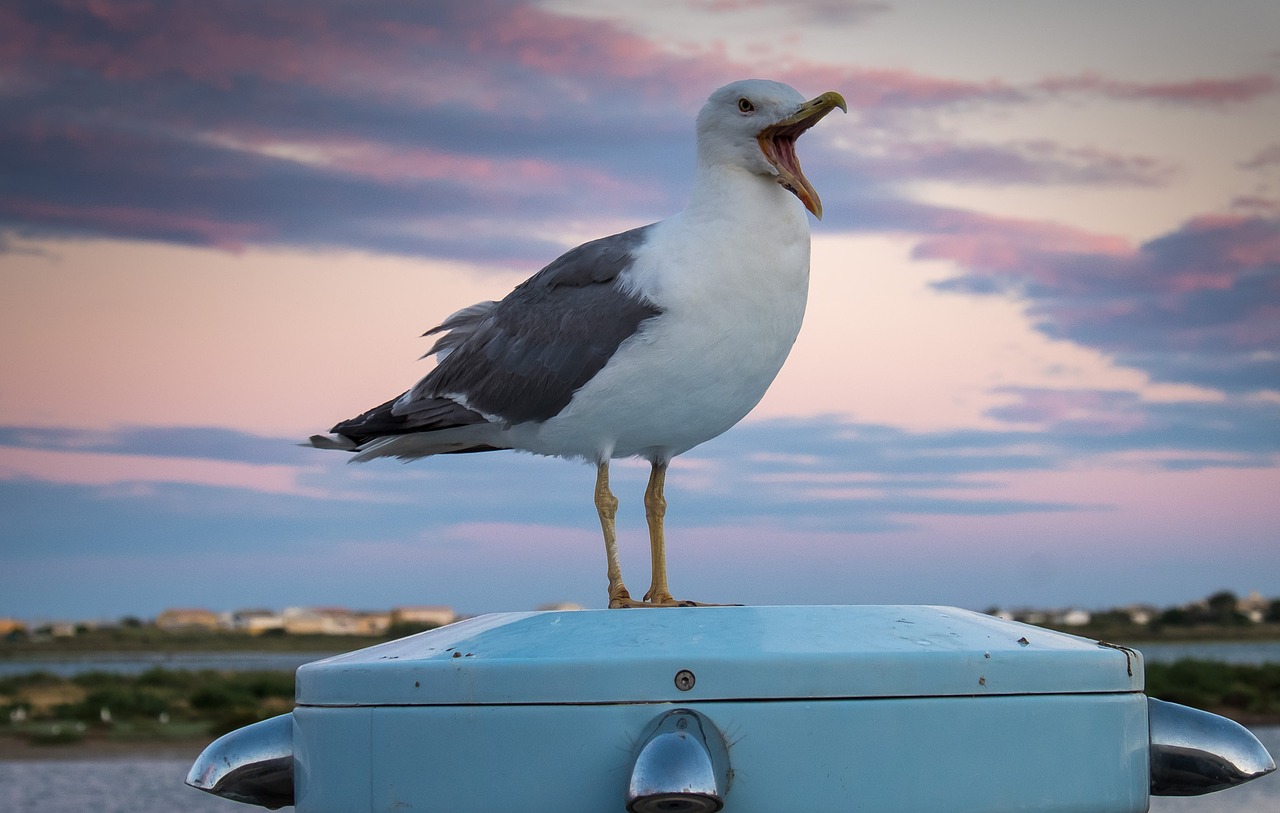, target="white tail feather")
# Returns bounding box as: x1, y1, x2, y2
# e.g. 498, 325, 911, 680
307, 434, 357, 451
